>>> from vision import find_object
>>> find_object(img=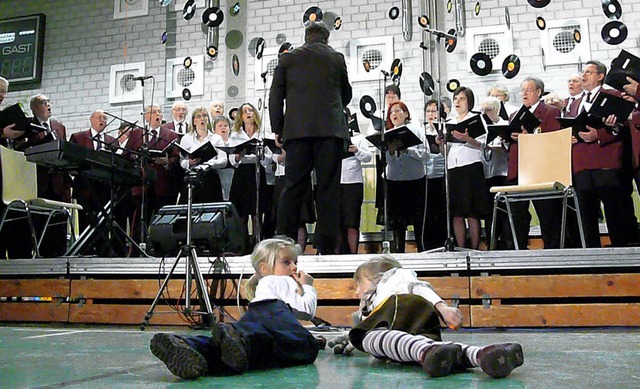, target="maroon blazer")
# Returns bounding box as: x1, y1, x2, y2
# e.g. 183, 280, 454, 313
161, 121, 186, 140
69, 129, 117, 201
564, 95, 582, 117
27, 118, 72, 202
126, 127, 181, 197
571, 89, 625, 174
507, 102, 562, 181
631, 110, 640, 171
